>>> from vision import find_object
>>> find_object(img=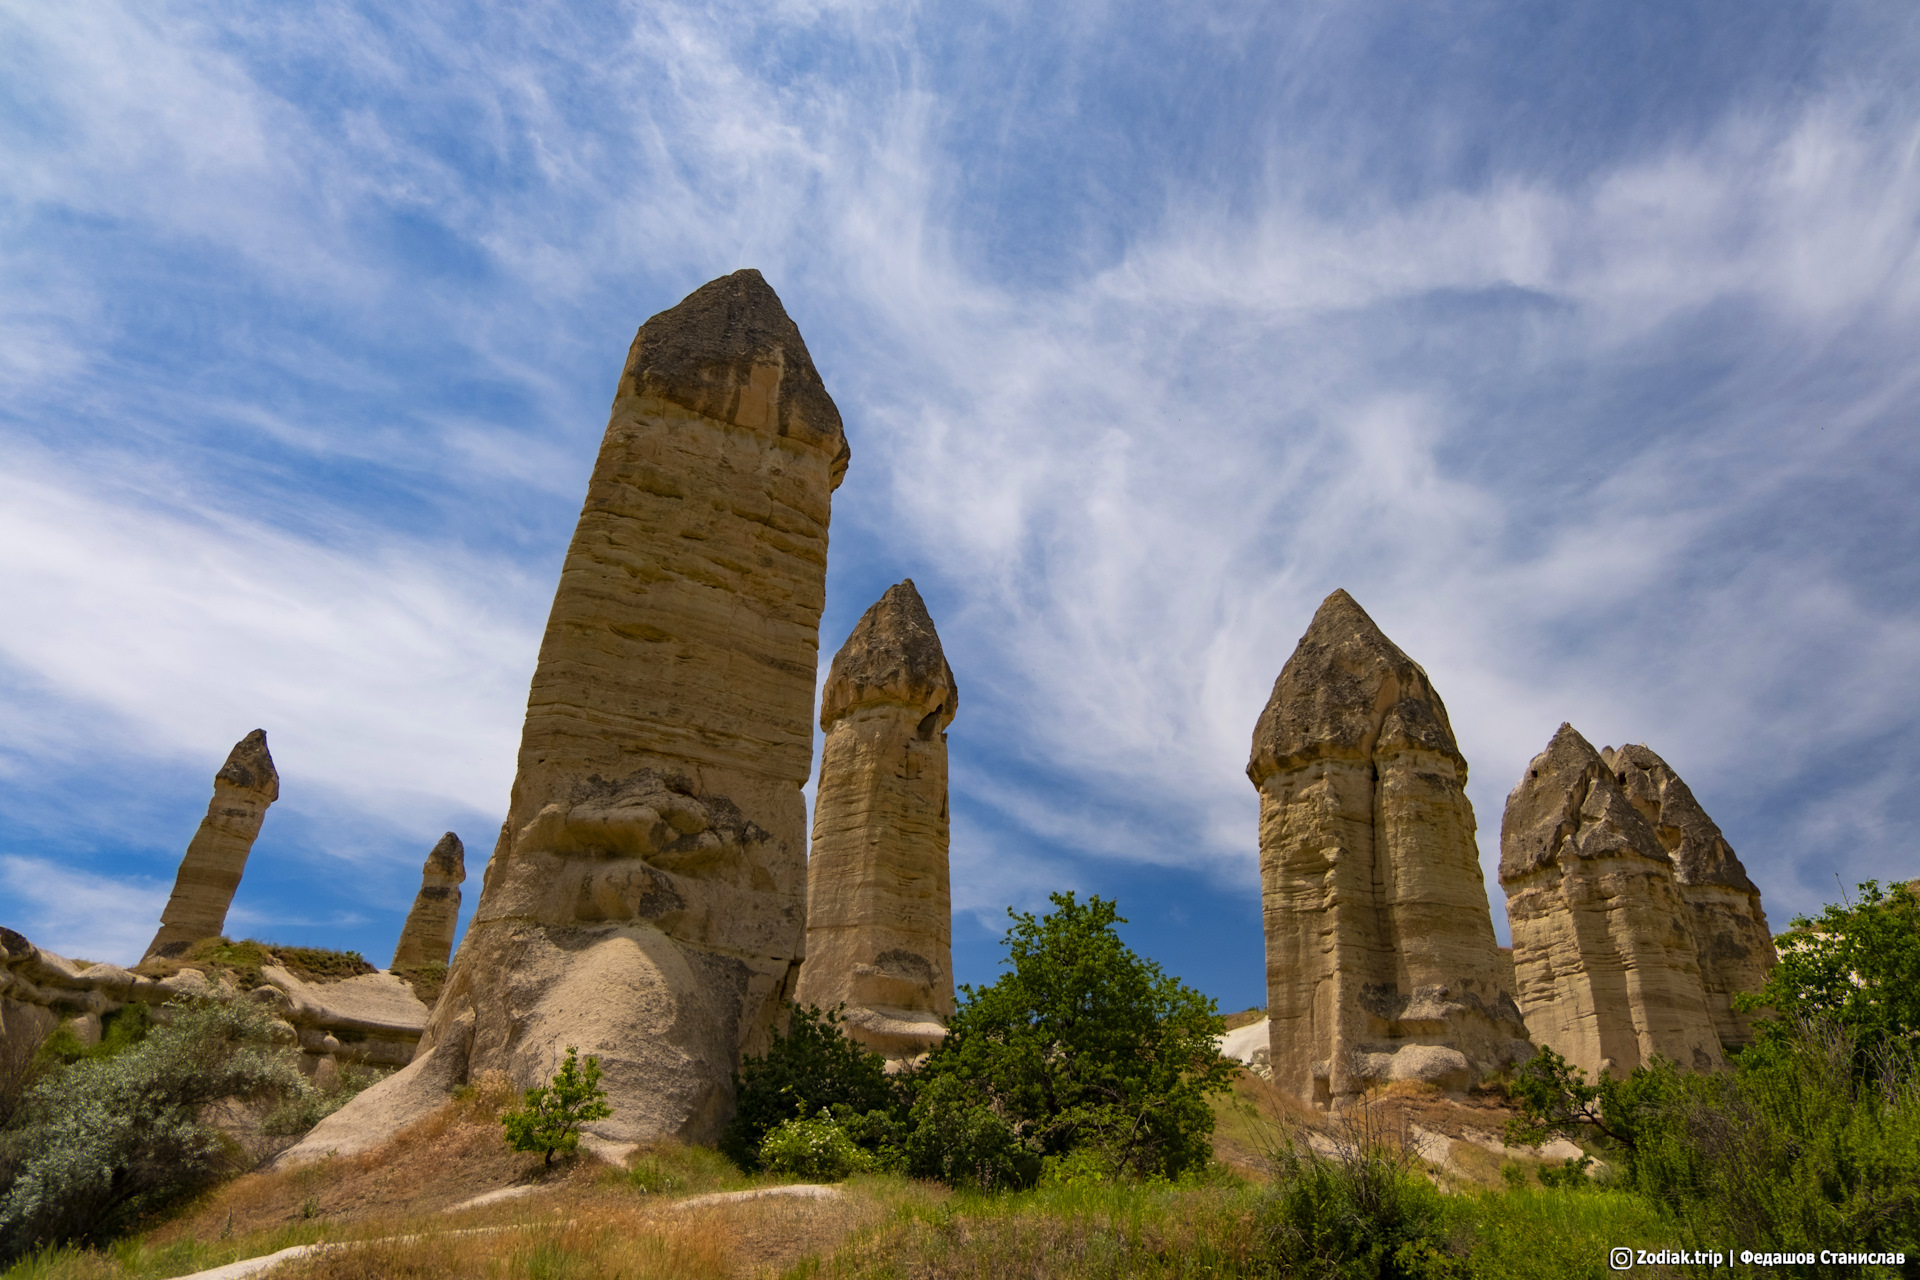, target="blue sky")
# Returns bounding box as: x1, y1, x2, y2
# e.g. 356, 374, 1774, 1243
3, 1, 1917, 1015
